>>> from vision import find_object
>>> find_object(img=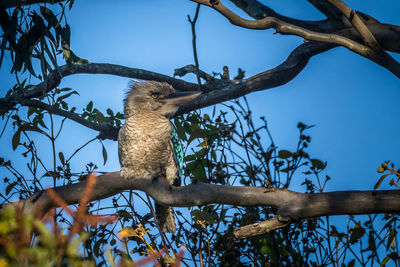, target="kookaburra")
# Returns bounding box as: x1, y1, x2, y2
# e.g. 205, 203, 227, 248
118, 81, 201, 233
